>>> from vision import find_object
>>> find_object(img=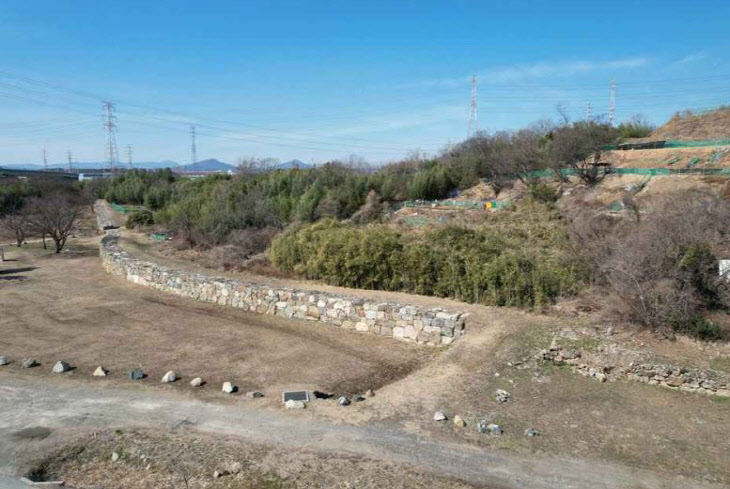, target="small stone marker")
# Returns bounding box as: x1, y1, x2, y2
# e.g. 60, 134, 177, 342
282, 390, 309, 403
495, 389, 511, 403
52, 360, 71, 374
190, 377, 204, 387
93, 366, 108, 377
21, 359, 38, 369
111, 452, 120, 462
337, 396, 351, 406
453, 415, 466, 428
222, 381, 236, 393
161, 371, 177, 383
486, 423, 503, 436
285, 399, 306, 409
524, 427, 540, 437
0, 356, 9, 366
129, 368, 146, 381
433, 411, 447, 421
246, 391, 264, 399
